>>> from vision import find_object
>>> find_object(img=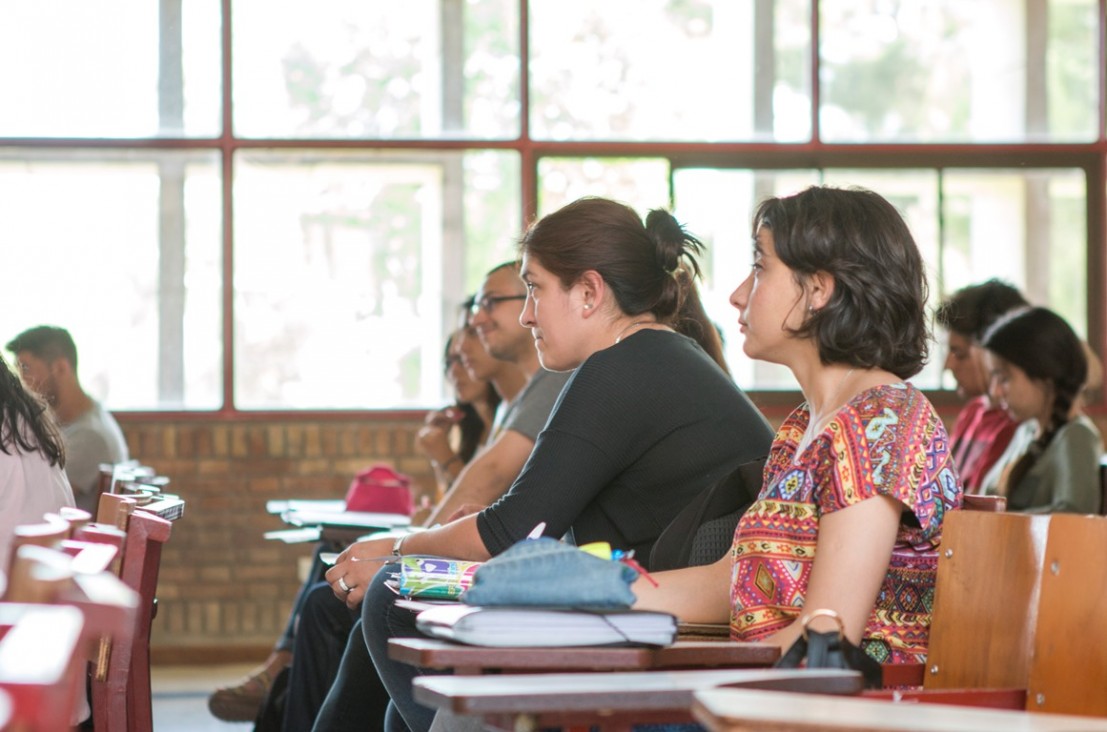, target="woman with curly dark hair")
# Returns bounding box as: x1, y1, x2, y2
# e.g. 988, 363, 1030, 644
0, 355, 74, 567
637, 185, 963, 668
